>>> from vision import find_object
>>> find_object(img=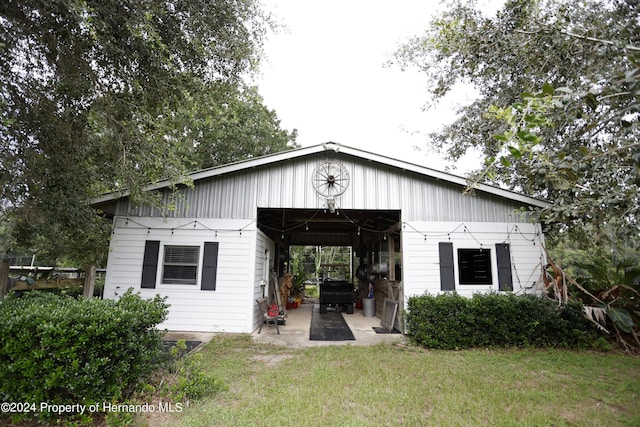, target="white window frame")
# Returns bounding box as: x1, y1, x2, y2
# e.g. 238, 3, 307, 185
161, 245, 200, 285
